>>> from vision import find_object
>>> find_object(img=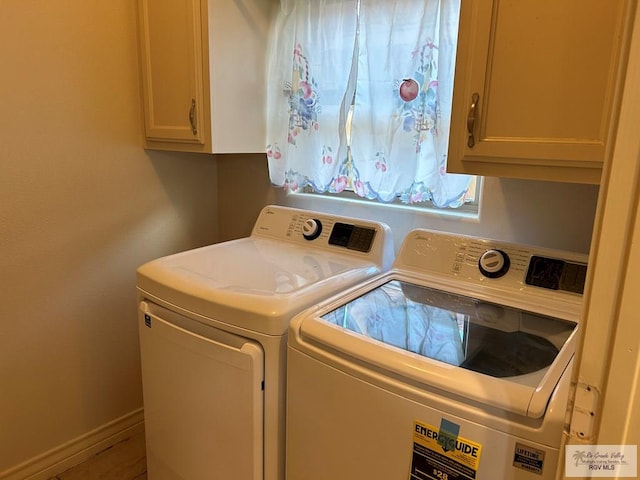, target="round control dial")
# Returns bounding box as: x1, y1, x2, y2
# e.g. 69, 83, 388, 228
479, 249, 510, 278
302, 218, 323, 240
